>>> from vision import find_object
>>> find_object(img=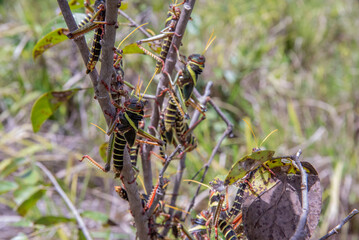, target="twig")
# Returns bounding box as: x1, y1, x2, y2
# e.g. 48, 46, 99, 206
319, 209, 359, 240
208, 98, 234, 136
121, 149, 150, 240
36, 162, 93, 240
159, 145, 183, 179
161, 152, 187, 236
290, 149, 308, 240
142, 0, 197, 194
119, 10, 152, 38
146, 145, 182, 217
185, 89, 234, 217
97, 0, 120, 120
190, 82, 213, 128
185, 127, 232, 218
57, 0, 115, 126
